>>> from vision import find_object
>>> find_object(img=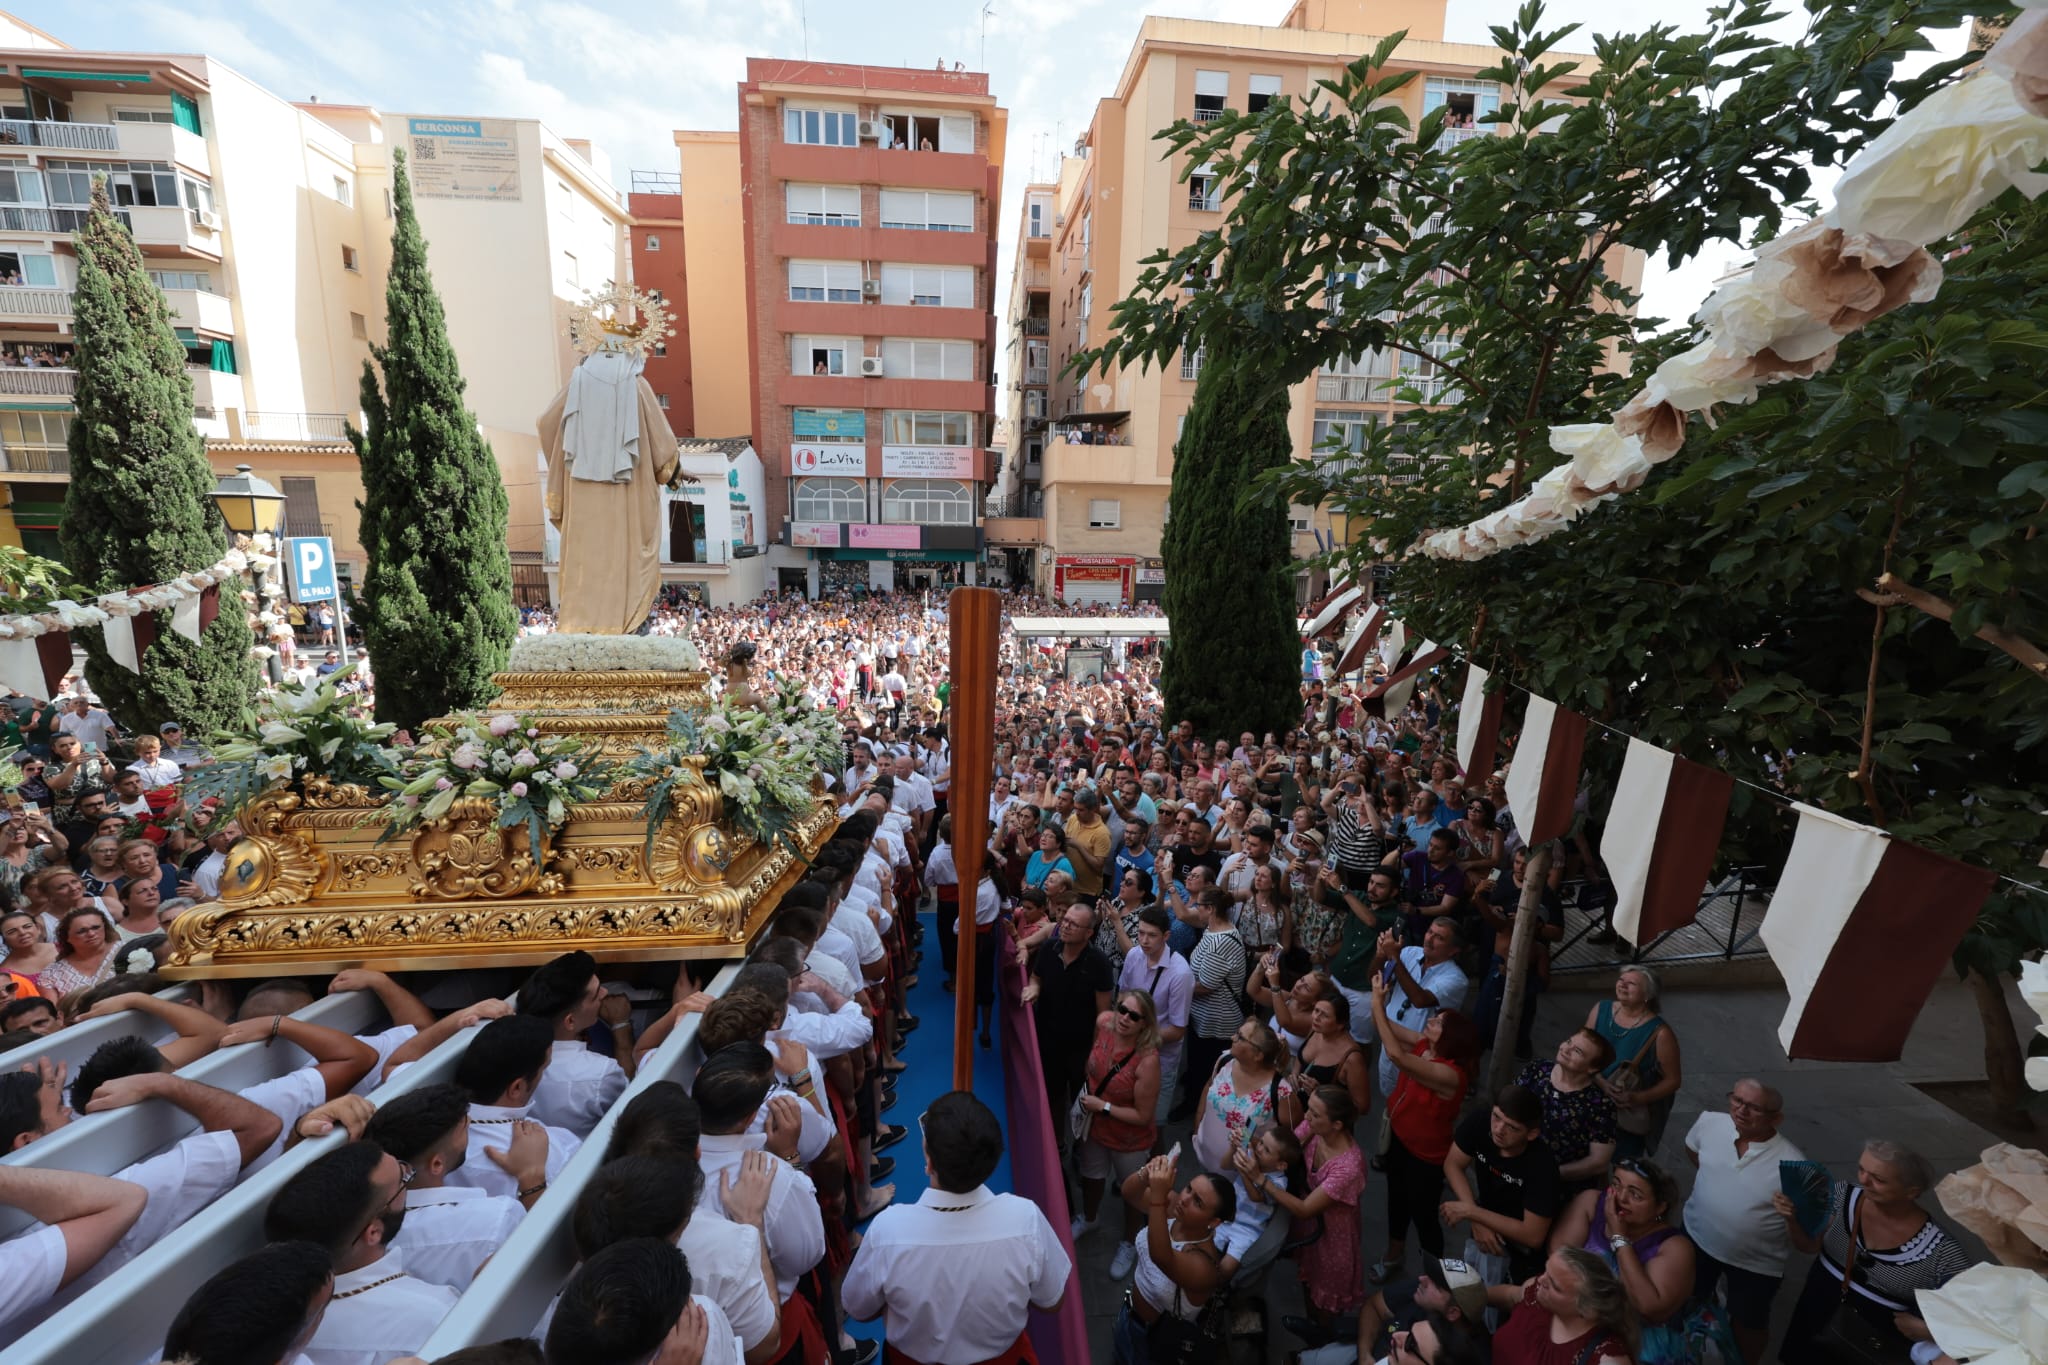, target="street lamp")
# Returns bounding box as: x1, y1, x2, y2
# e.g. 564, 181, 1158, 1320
210, 464, 289, 684
210, 463, 289, 538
